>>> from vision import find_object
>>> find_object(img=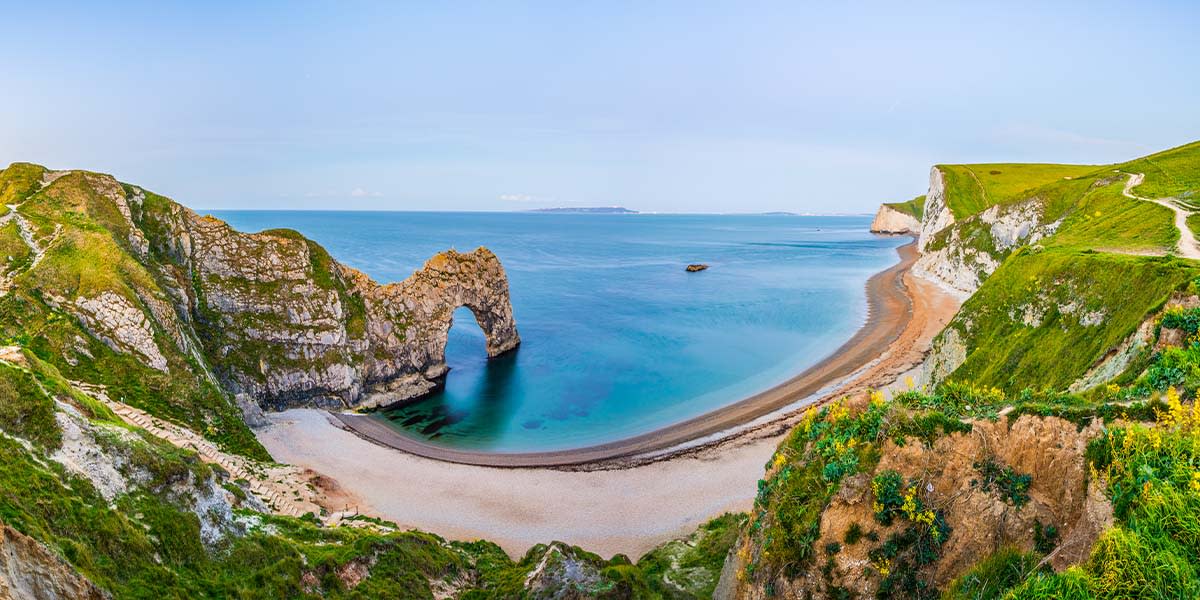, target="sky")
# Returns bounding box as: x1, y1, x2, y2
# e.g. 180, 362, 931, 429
2, 1, 1198, 214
